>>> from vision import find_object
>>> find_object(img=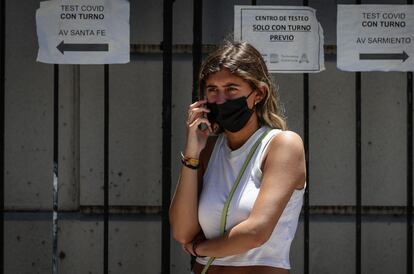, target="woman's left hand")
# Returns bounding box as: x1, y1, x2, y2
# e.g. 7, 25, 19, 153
181, 243, 194, 256
182, 232, 206, 257
183, 242, 197, 256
